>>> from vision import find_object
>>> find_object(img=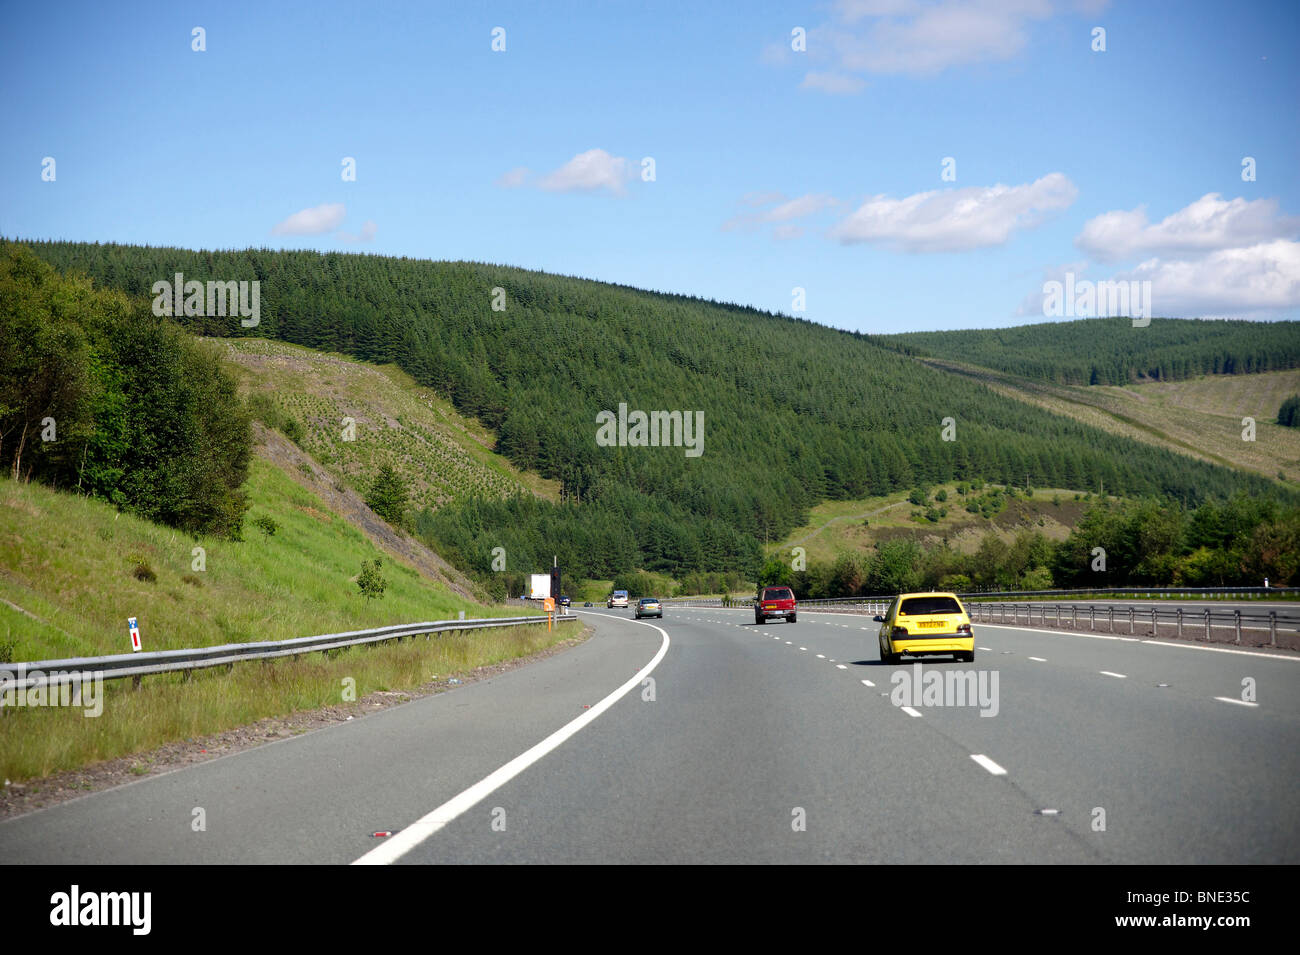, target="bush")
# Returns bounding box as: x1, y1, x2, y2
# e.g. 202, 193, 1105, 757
908, 487, 929, 506
253, 515, 279, 536
366, 465, 410, 528
1278, 394, 1300, 428
935, 489, 948, 502
357, 558, 387, 601
282, 417, 305, 445
0, 243, 252, 538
